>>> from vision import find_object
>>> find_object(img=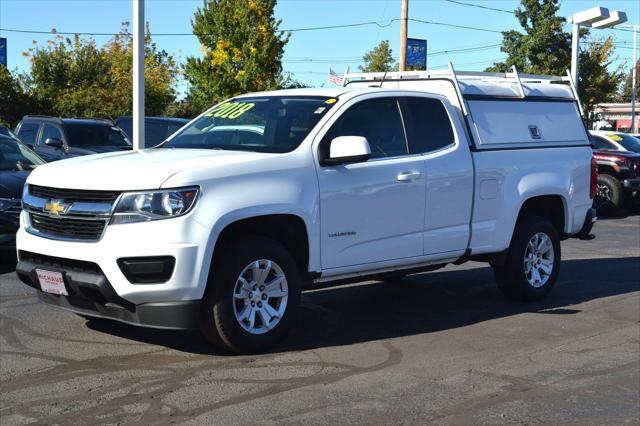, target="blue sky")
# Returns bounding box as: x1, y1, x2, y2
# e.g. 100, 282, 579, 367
0, 0, 638, 93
